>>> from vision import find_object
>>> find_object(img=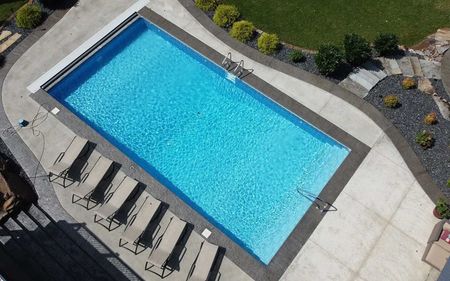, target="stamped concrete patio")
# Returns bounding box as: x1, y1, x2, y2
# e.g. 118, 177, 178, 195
0, 0, 442, 280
